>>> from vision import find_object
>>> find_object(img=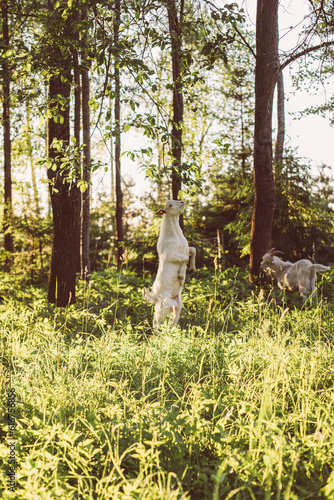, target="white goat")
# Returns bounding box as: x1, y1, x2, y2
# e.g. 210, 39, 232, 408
260, 248, 330, 299
144, 200, 196, 328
